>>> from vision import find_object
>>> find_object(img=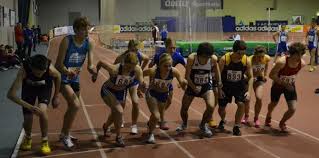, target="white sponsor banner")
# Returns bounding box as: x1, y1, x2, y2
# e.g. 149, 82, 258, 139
161, 0, 223, 9
120, 25, 152, 32
54, 26, 74, 36
235, 25, 279, 32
